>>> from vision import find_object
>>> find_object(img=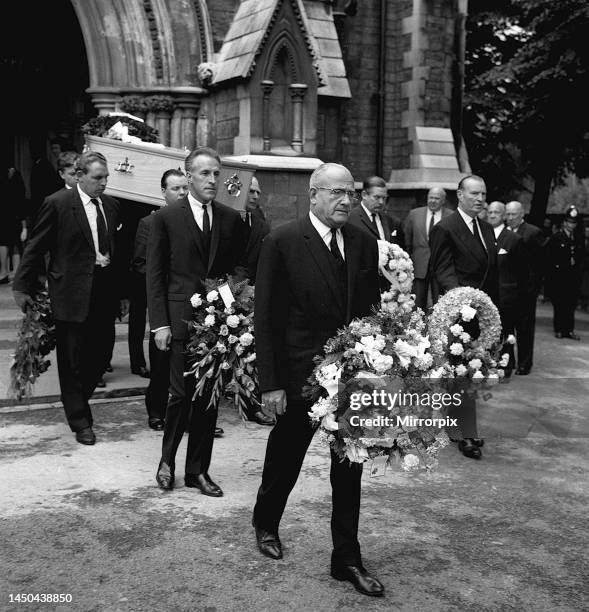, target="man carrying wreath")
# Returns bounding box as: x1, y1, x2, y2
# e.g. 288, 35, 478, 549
252, 163, 384, 597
